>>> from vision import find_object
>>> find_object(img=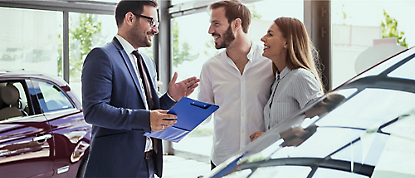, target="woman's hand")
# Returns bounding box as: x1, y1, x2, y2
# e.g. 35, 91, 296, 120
250, 131, 265, 142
